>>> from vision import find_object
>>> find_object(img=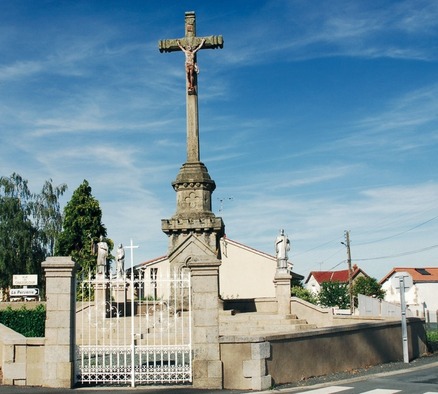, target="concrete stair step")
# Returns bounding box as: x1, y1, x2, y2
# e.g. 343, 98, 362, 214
220, 313, 306, 325
220, 312, 298, 322
220, 311, 298, 319
219, 312, 317, 336
220, 323, 317, 336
